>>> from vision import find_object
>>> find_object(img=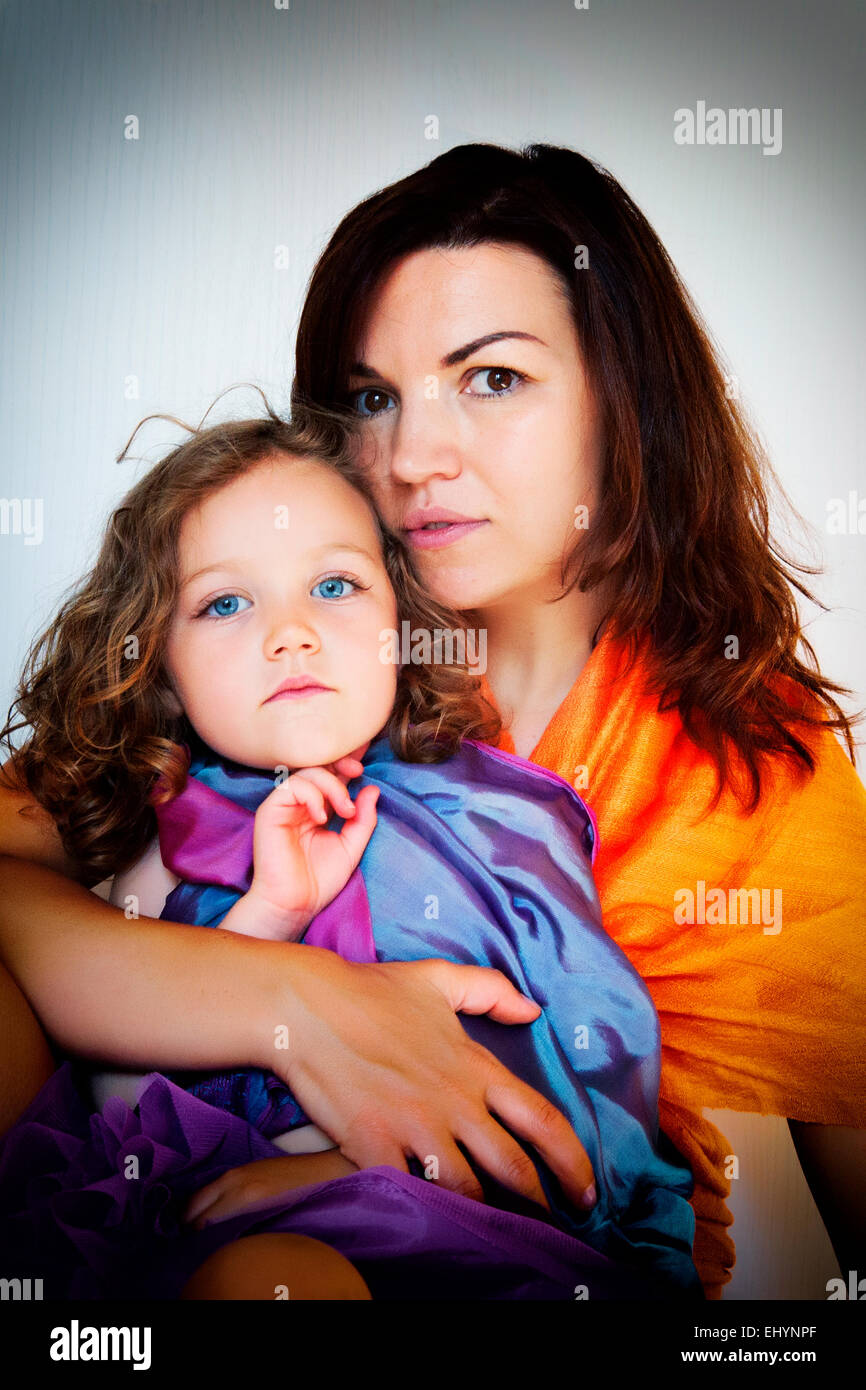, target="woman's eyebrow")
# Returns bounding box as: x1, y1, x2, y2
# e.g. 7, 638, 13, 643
439, 331, 547, 367
349, 331, 547, 380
